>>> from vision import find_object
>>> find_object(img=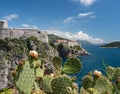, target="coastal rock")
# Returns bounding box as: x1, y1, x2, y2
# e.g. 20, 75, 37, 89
0, 37, 58, 90
0, 56, 9, 90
